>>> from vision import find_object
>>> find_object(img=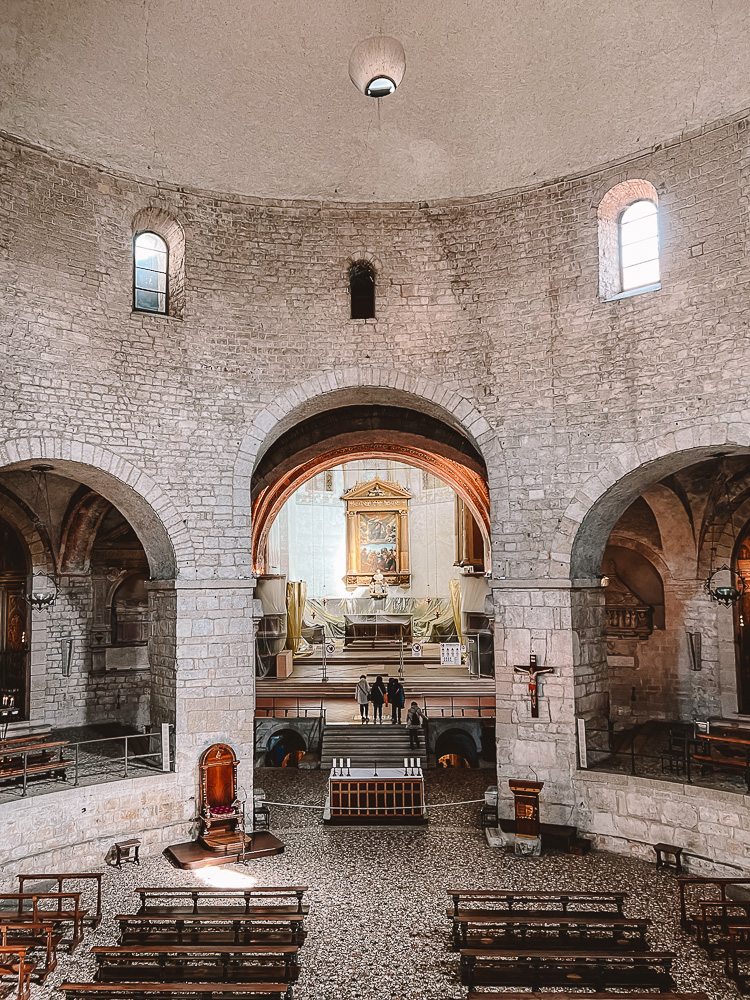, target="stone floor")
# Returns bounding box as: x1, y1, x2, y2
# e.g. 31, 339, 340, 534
28, 769, 740, 999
